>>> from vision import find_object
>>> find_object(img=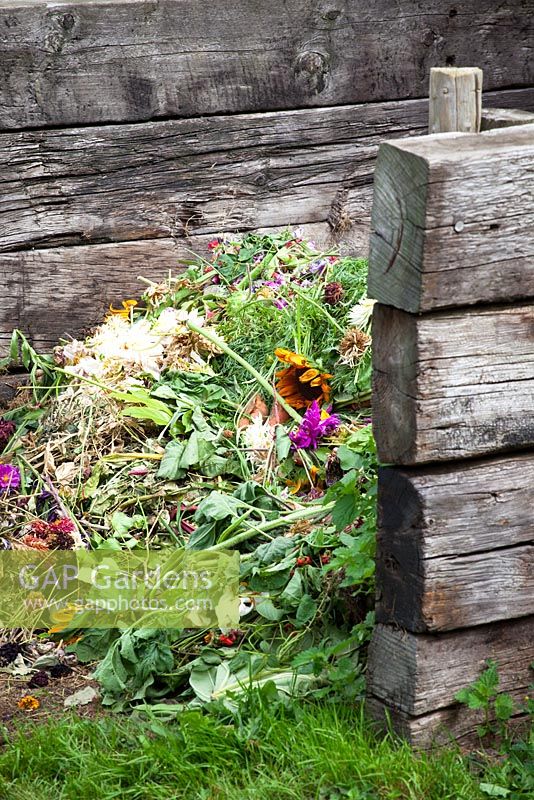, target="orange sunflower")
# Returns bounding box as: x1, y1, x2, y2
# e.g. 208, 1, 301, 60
274, 348, 332, 409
